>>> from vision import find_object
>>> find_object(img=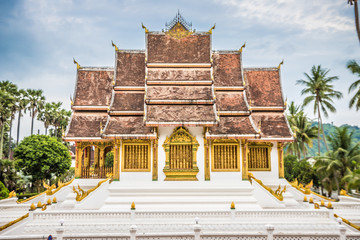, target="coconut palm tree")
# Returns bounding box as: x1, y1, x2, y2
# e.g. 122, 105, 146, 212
26, 89, 45, 135
348, 0, 360, 42
16, 90, 28, 145
0, 89, 15, 159
37, 102, 62, 135
347, 60, 360, 110
296, 65, 343, 155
